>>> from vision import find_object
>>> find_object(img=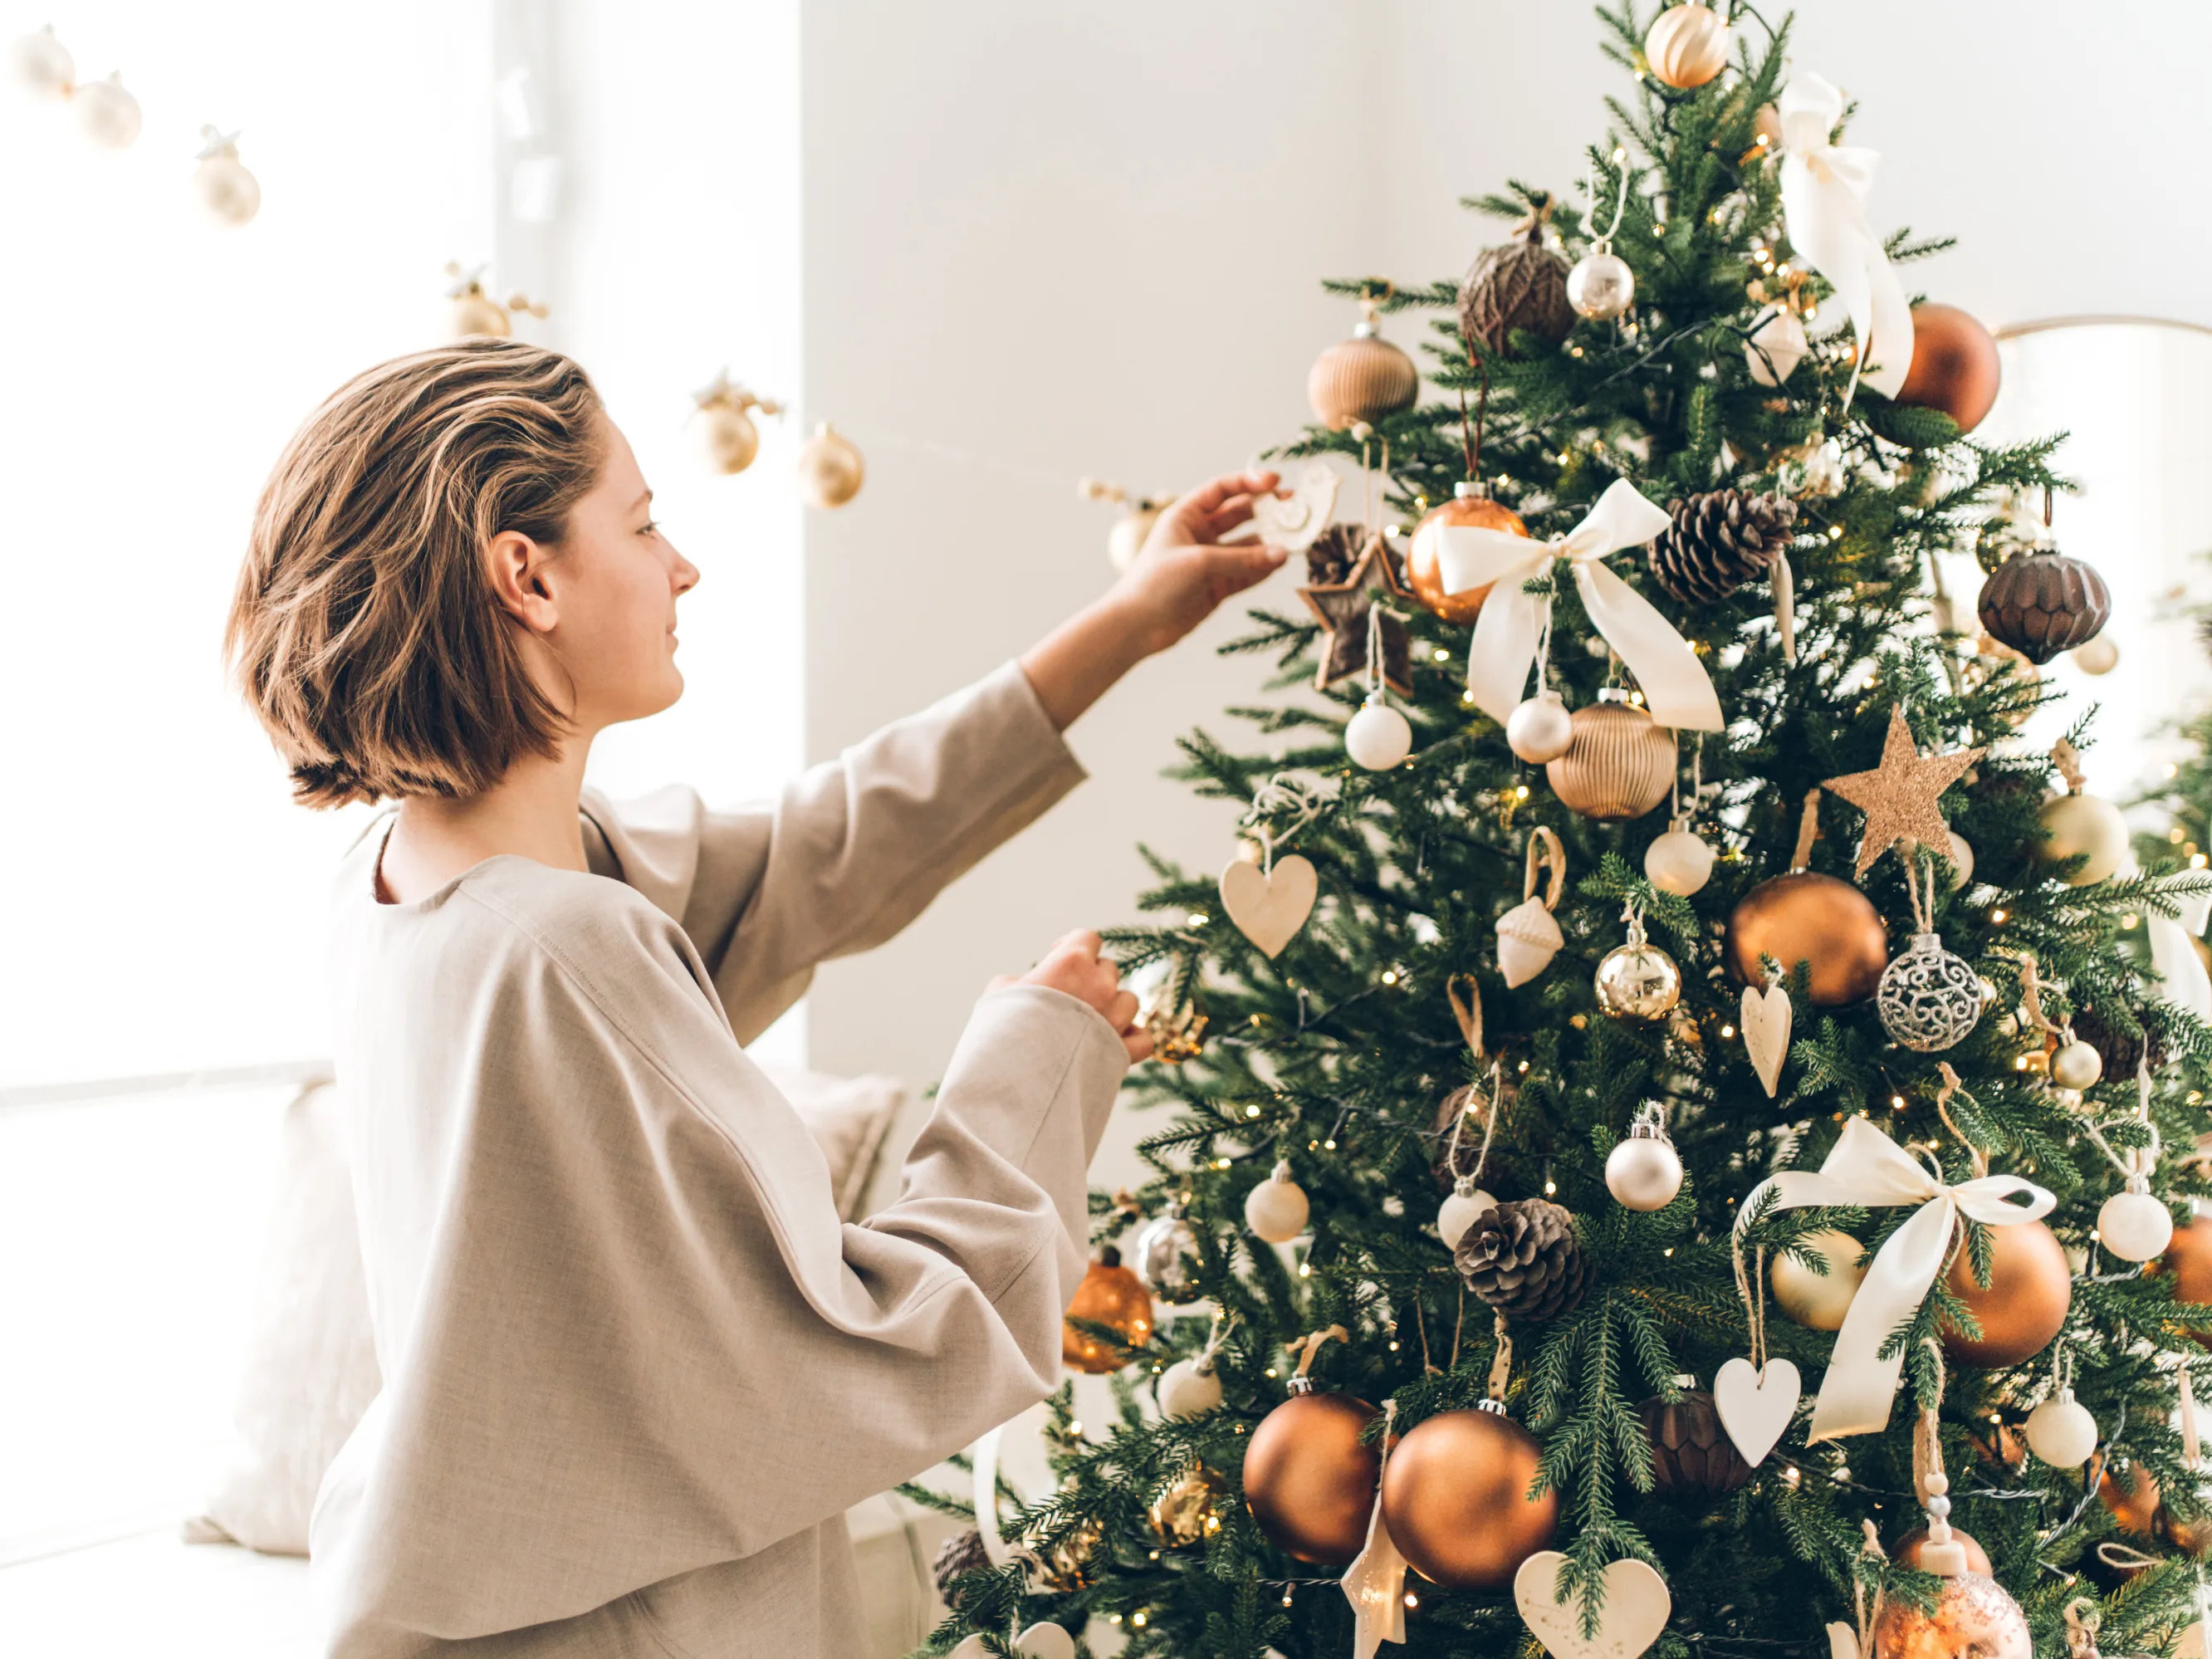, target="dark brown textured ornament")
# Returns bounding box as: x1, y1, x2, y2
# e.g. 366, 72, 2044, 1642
1309, 299, 1421, 431
1871, 1572, 2032, 1659
2071, 1004, 2165, 1083
1407, 484, 1528, 624
1892, 1525, 1993, 1575
931, 1529, 991, 1608
1061, 1247, 1153, 1373
1241, 1389, 1382, 1564
1378, 1402, 1557, 1588
1725, 873, 1888, 1006
1460, 212, 1575, 359
1896, 303, 2003, 434
1639, 1386, 1752, 1495
1545, 691, 1676, 820
1977, 547, 2112, 665
1939, 1220, 2072, 1368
